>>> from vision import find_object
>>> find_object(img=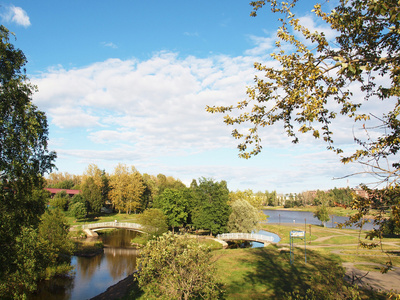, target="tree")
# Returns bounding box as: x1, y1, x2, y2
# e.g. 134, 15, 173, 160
208, 0, 400, 254
69, 202, 87, 219
1, 209, 73, 299
207, 0, 399, 170
154, 188, 190, 232
49, 190, 70, 211
46, 172, 81, 189
81, 177, 103, 213
136, 232, 224, 299
229, 189, 267, 223
314, 204, 330, 227
109, 164, 145, 214
228, 199, 260, 233
192, 178, 231, 235
38, 208, 74, 265
0, 25, 56, 298
138, 208, 168, 238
